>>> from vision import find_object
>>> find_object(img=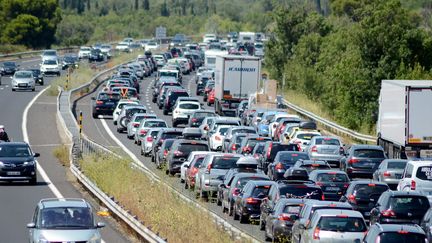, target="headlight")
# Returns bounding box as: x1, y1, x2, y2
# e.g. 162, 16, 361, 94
0, 161, 4, 166
24, 160, 35, 166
